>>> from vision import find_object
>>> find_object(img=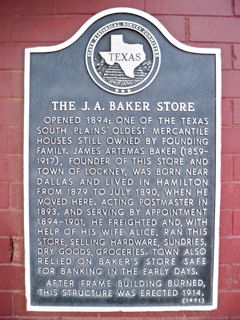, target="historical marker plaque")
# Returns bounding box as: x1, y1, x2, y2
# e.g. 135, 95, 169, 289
24, 8, 221, 312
